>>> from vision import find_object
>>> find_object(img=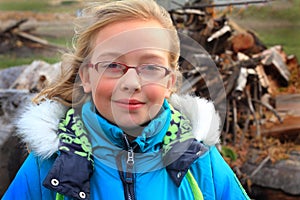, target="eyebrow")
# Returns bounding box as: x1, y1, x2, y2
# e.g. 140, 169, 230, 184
92, 52, 122, 61
137, 50, 168, 61
92, 49, 168, 63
